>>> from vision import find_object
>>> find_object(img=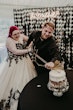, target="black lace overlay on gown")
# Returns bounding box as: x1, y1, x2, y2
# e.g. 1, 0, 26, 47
0, 42, 27, 110
0, 88, 20, 110
6, 42, 28, 67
